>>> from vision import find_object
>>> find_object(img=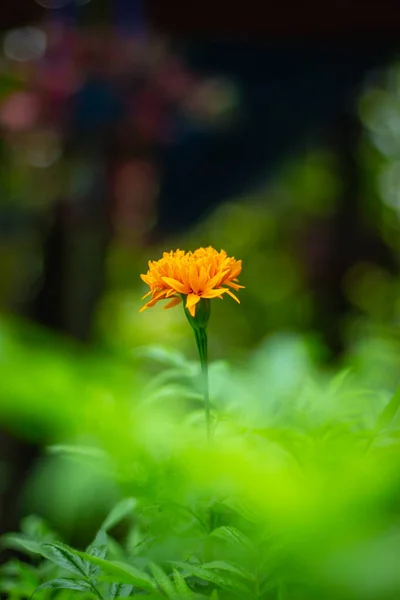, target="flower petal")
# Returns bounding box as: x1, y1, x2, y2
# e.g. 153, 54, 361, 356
140, 247, 243, 315
198, 266, 208, 291
202, 288, 228, 298
162, 277, 189, 294
189, 265, 200, 294
163, 297, 182, 310
139, 298, 159, 312
226, 281, 245, 290
206, 270, 230, 291
186, 293, 201, 307
139, 289, 169, 311
153, 289, 169, 301
226, 289, 240, 303
186, 293, 200, 317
